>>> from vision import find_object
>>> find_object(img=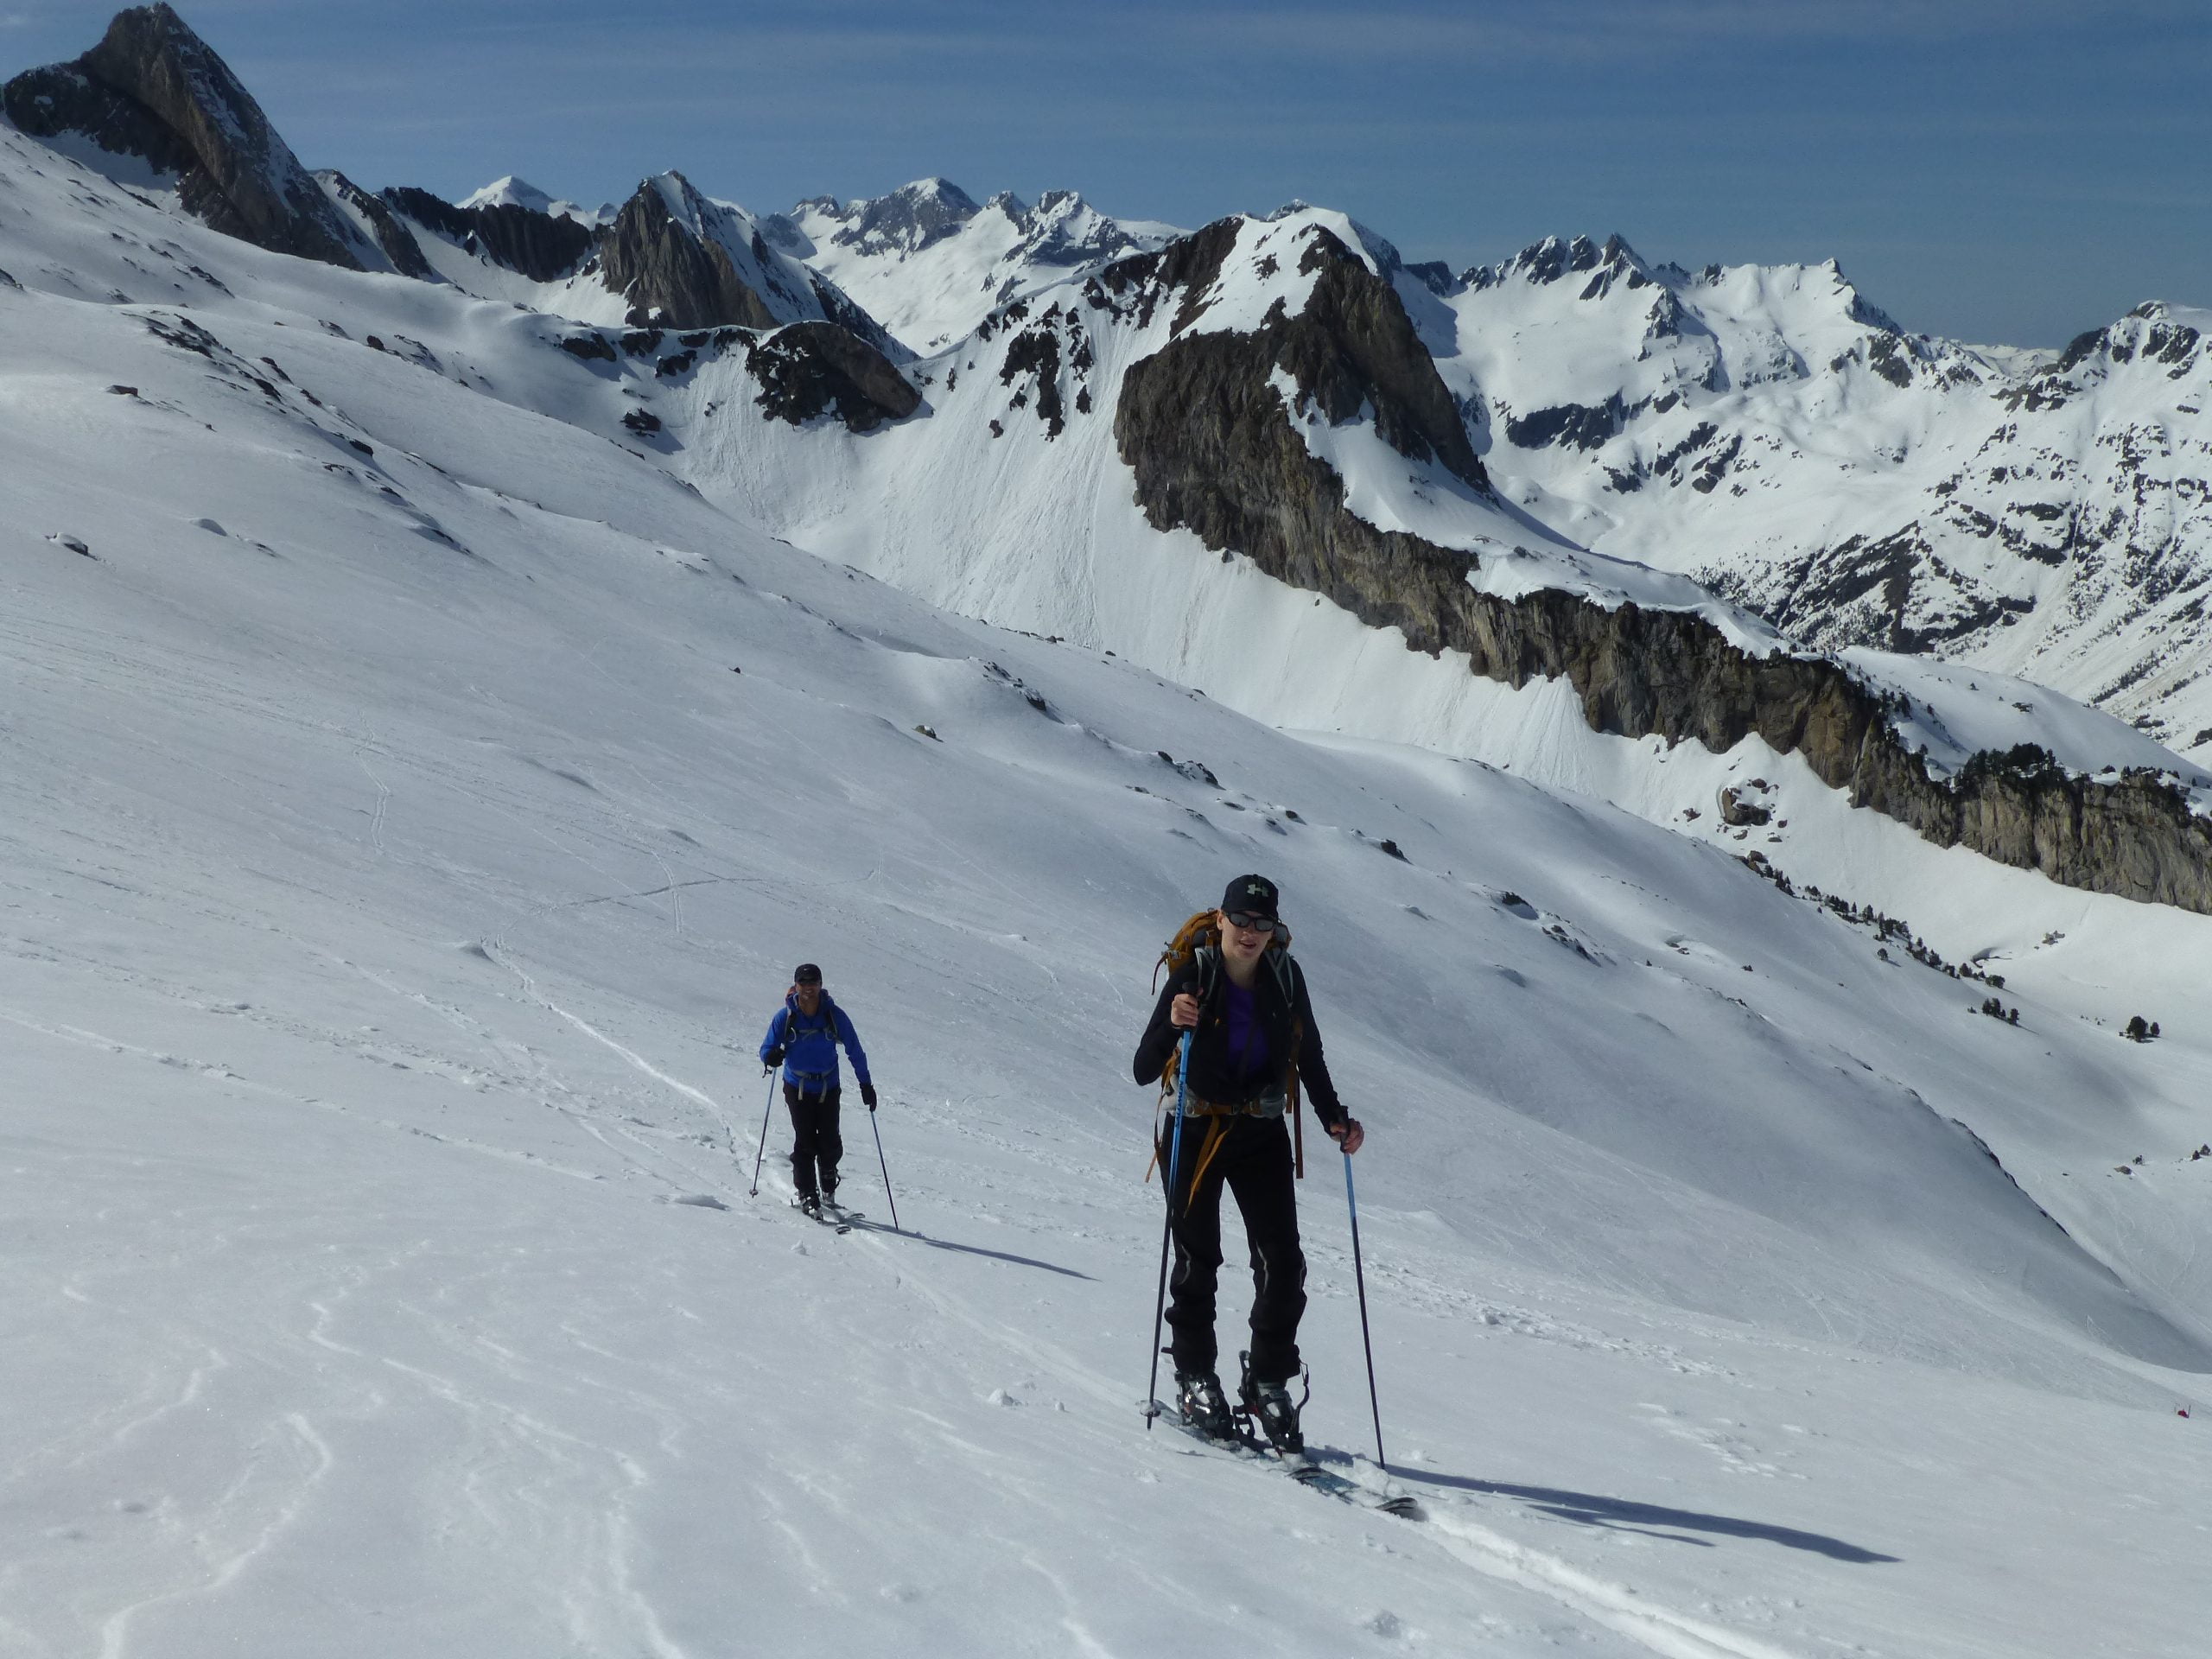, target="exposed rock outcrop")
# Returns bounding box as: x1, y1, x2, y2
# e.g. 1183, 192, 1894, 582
2, 4, 364, 270
318, 171, 435, 279
600, 175, 811, 332
747, 321, 918, 433
1110, 225, 2212, 912
382, 185, 594, 283
1109, 220, 1485, 493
